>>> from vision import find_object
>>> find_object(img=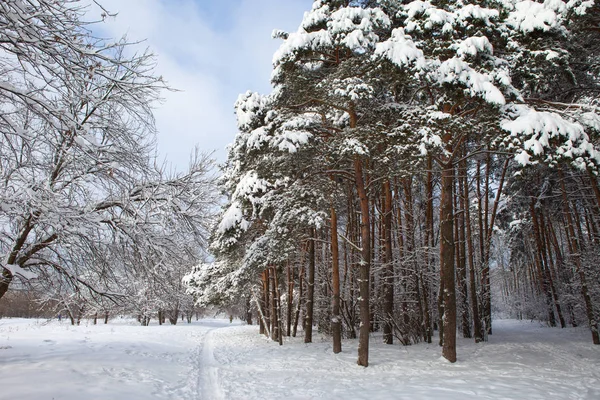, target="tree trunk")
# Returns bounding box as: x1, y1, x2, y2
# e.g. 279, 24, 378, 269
354, 155, 371, 367
287, 263, 293, 336
538, 207, 566, 327
382, 180, 394, 345
476, 161, 486, 337
440, 158, 457, 363
331, 206, 342, 353
305, 232, 315, 344
530, 200, 557, 327
263, 269, 271, 337
458, 158, 471, 338
402, 177, 417, 344
292, 263, 304, 338
464, 169, 482, 342
270, 267, 278, 342
169, 310, 178, 325
0, 269, 13, 302
423, 158, 434, 344
67, 309, 75, 326
482, 154, 492, 336
543, 220, 566, 328
254, 289, 271, 338
273, 267, 284, 346
259, 272, 265, 335
559, 170, 599, 344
